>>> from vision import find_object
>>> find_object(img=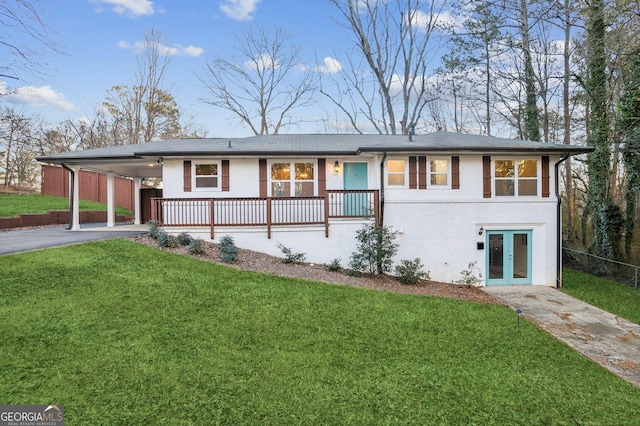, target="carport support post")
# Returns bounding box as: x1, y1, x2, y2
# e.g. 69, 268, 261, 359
70, 166, 81, 230
134, 177, 142, 225
106, 173, 116, 228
